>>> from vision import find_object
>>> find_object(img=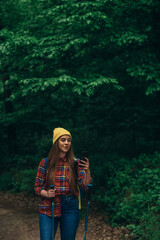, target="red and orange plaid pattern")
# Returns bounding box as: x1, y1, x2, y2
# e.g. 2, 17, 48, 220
35, 157, 86, 217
